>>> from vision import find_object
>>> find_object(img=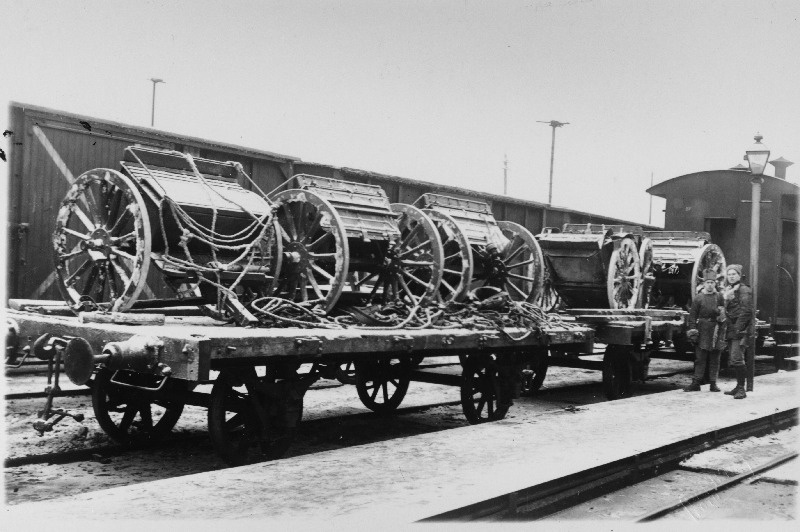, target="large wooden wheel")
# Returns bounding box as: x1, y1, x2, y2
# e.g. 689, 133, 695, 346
424, 210, 473, 302
271, 190, 349, 313
54, 169, 151, 312
346, 204, 443, 306
355, 359, 411, 414
691, 244, 726, 298
537, 260, 561, 311
460, 354, 509, 424
607, 237, 642, 309
638, 237, 654, 308
491, 221, 545, 302
208, 368, 301, 466
92, 369, 183, 444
